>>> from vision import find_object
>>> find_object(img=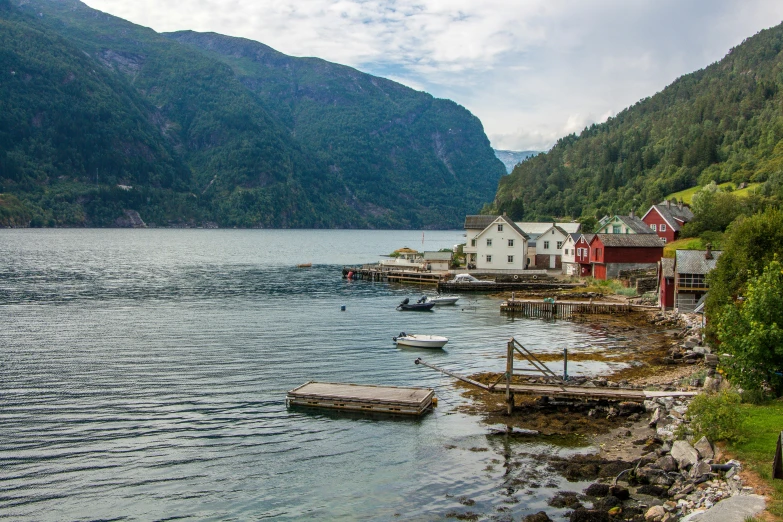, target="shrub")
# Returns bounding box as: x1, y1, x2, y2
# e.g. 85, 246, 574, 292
685, 389, 747, 443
